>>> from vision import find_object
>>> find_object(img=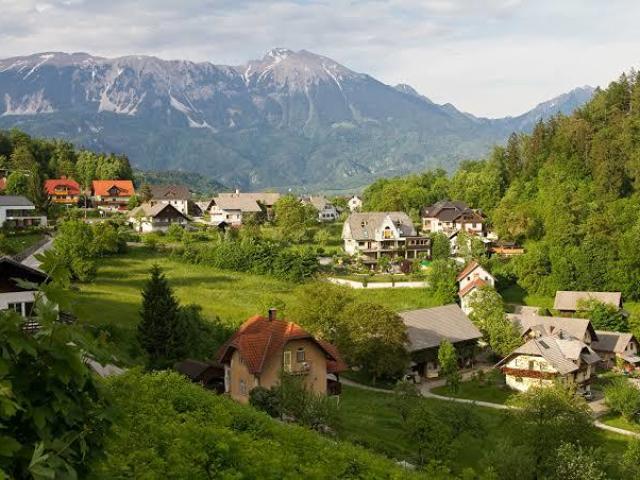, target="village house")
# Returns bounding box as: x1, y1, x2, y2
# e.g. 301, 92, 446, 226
217, 190, 281, 220
457, 261, 496, 315
421, 200, 486, 236
129, 202, 189, 233
400, 304, 482, 379
216, 309, 346, 403
508, 313, 598, 345
0, 196, 47, 228
92, 180, 135, 210
347, 195, 363, 212
592, 331, 640, 371
496, 331, 601, 394
44, 177, 81, 206
301, 195, 339, 222
208, 195, 262, 226
342, 212, 431, 267
553, 291, 623, 315
0, 256, 48, 319
150, 184, 191, 215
